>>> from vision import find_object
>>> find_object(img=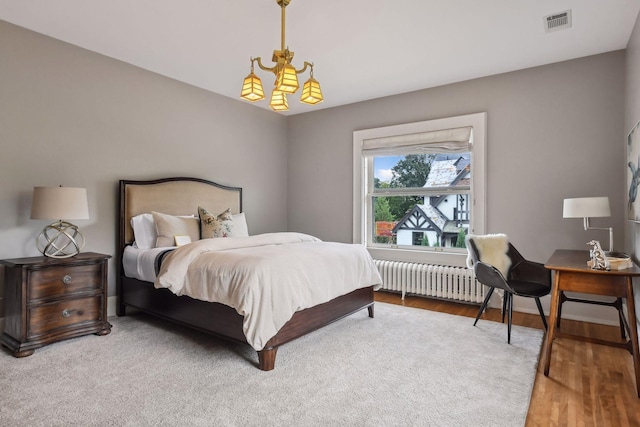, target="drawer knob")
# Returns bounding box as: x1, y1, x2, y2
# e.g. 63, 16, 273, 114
62, 275, 72, 285
62, 309, 73, 318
